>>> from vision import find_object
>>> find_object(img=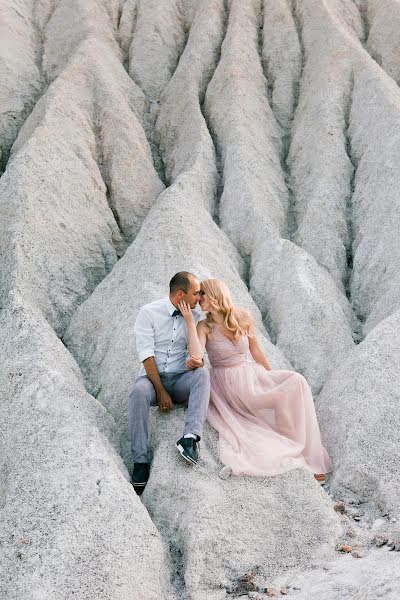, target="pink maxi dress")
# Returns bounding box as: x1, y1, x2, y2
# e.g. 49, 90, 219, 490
206, 326, 332, 477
